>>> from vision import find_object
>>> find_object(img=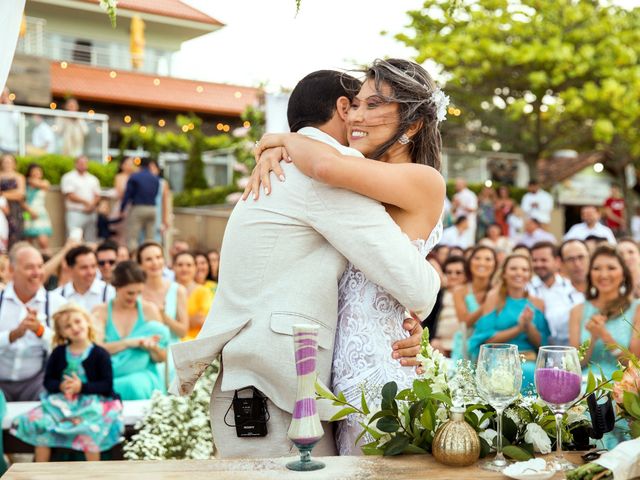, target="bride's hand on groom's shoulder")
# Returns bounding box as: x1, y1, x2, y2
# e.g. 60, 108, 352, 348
242, 146, 291, 201
392, 315, 424, 374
